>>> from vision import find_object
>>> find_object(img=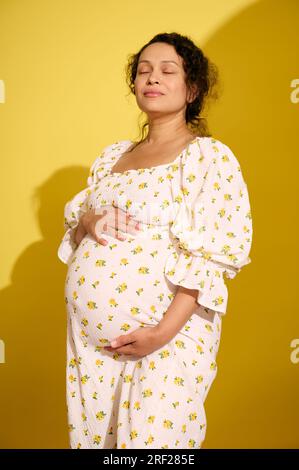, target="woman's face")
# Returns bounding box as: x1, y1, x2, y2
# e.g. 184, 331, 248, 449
134, 42, 197, 119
